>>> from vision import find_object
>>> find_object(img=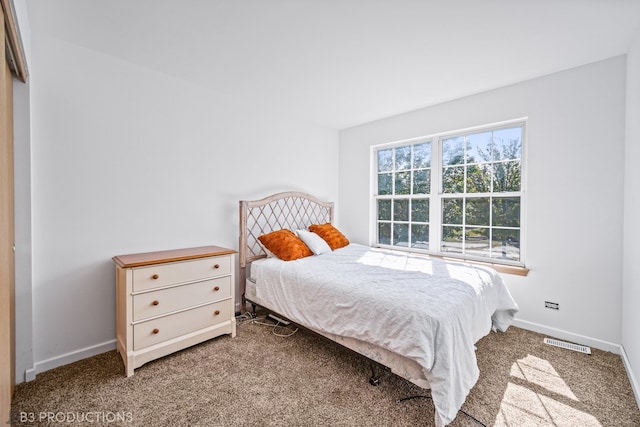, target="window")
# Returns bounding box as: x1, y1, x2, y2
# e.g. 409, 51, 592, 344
373, 121, 525, 266
376, 141, 432, 249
